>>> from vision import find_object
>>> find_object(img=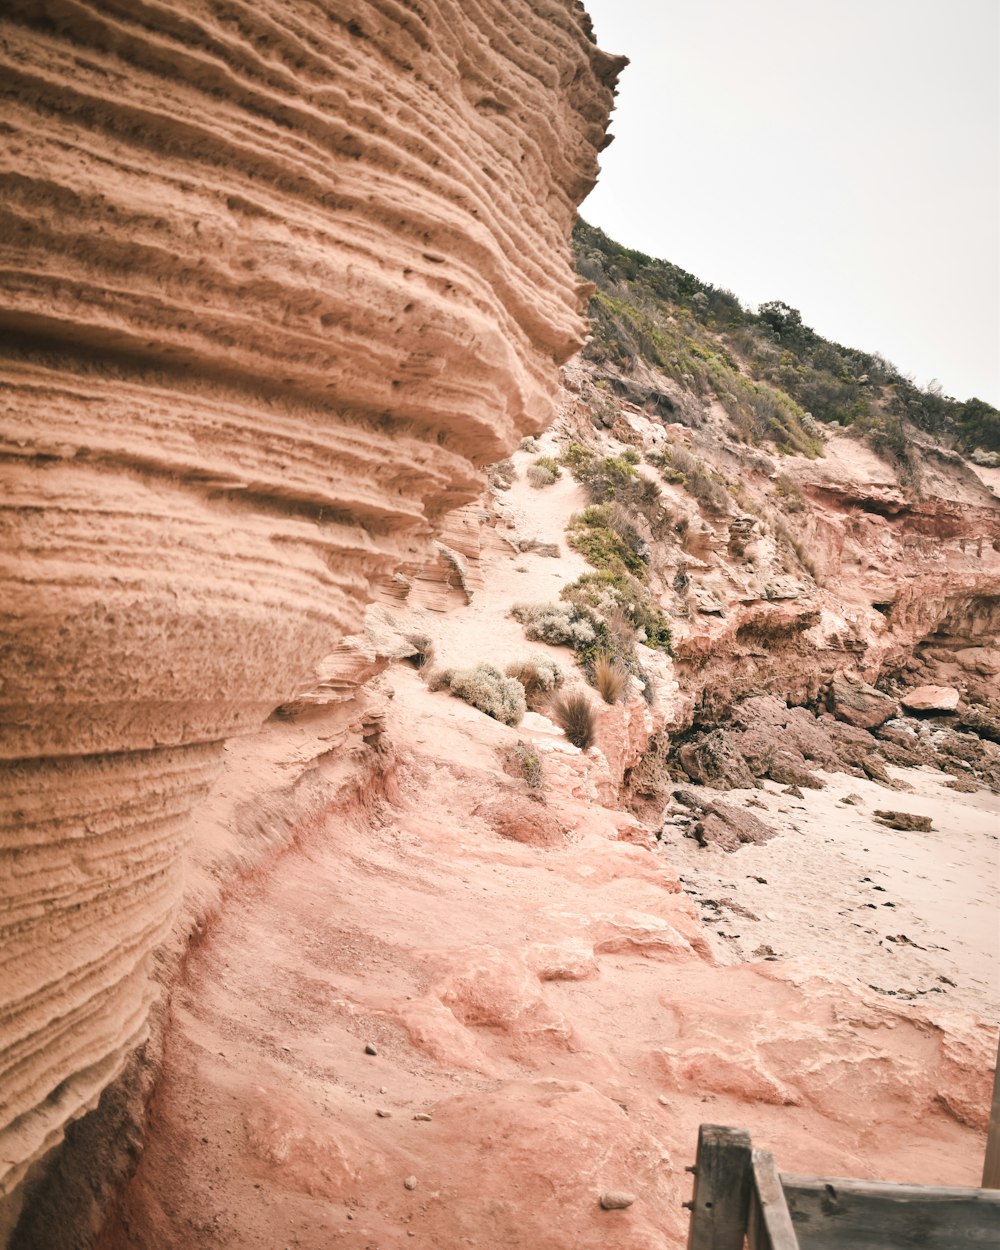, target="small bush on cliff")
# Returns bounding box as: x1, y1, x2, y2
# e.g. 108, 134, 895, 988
511, 601, 596, 649
446, 664, 526, 726
487, 458, 517, 490
561, 571, 673, 654
567, 504, 648, 577
560, 441, 595, 474
581, 454, 644, 505
527, 463, 557, 489
500, 740, 546, 795
505, 657, 565, 708
773, 474, 805, 512
551, 690, 597, 750
404, 633, 435, 669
